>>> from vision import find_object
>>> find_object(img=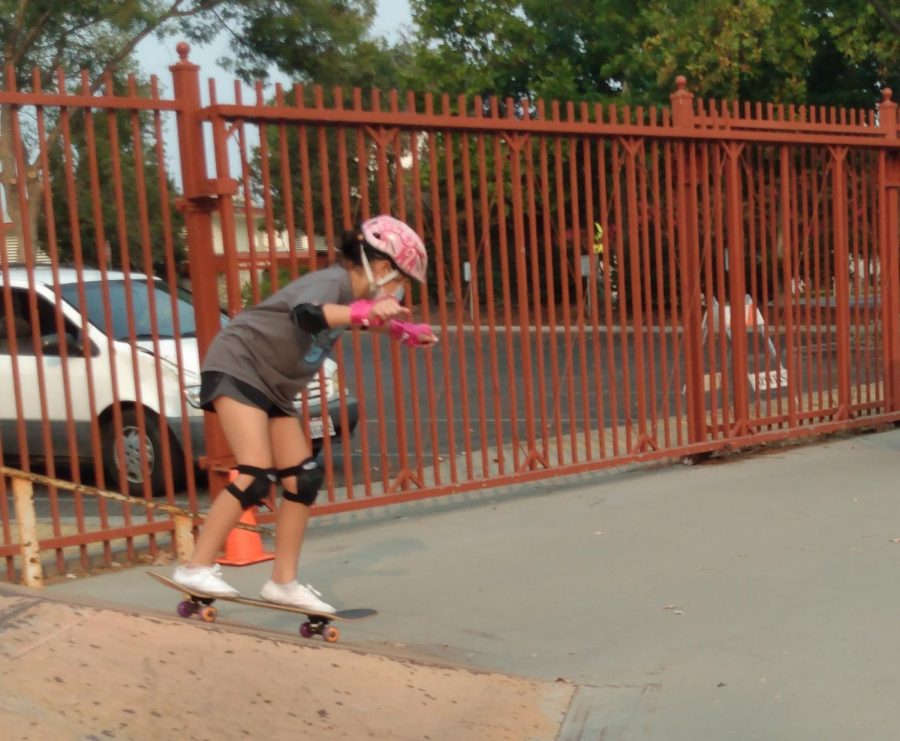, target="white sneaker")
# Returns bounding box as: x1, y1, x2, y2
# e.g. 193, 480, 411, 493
173, 564, 239, 597
260, 580, 336, 614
